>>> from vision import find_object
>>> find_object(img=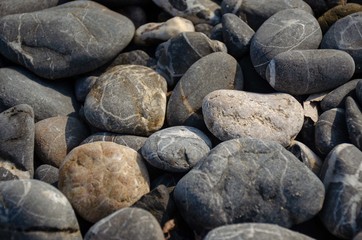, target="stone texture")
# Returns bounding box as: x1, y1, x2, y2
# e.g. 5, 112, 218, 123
84, 207, 164, 240
194, 23, 214, 37
202, 90, 304, 146
250, 9, 322, 79
84, 65, 167, 136
266, 49, 355, 95
34, 164, 59, 186
0, 104, 34, 179
167, 52, 243, 129
35, 116, 90, 167
107, 50, 156, 70
0, 1, 135, 79
141, 126, 212, 172
173, 137, 325, 234
320, 144, 362, 239
0, 179, 82, 240
75, 76, 98, 102
0, 67, 79, 121
58, 142, 150, 223
0, 0, 60, 18
346, 96, 362, 150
